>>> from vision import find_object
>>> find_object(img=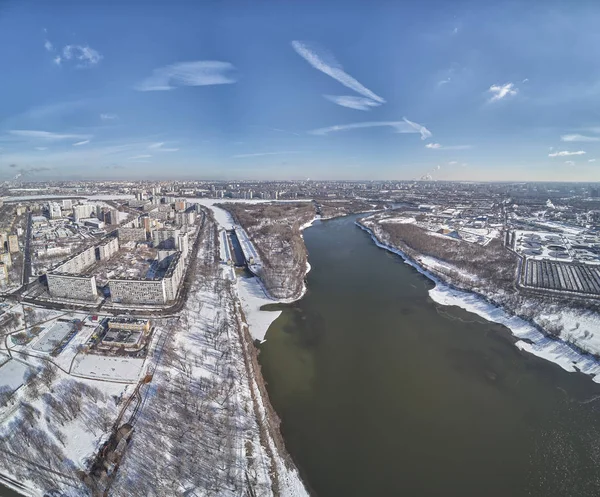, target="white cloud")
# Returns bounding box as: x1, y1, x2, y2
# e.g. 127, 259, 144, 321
148, 142, 179, 152
128, 154, 152, 160
291, 40, 385, 104
232, 151, 302, 159
44, 40, 53, 52
100, 113, 118, 120
425, 143, 471, 150
548, 150, 586, 157
9, 130, 92, 141
73, 140, 90, 146
488, 82, 518, 102
324, 95, 381, 111
448, 161, 458, 165
310, 118, 431, 140
565, 160, 575, 165
437, 78, 451, 87
402, 118, 433, 140
589, 159, 596, 163
55, 45, 103, 67
135, 61, 236, 91
35, 147, 48, 151
560, 134, 600, 142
